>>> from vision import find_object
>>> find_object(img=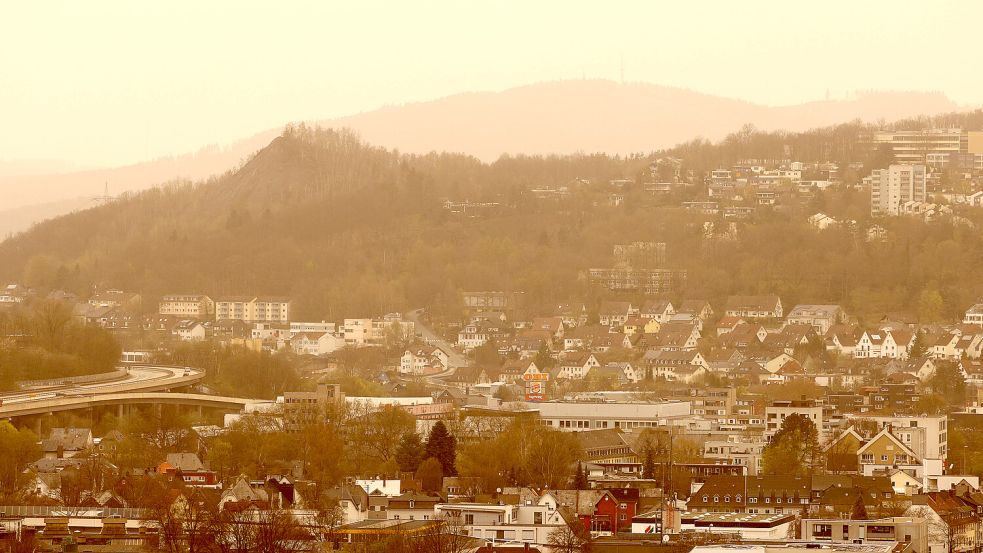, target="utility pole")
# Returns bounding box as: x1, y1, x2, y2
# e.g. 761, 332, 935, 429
662, 425, 675, 539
